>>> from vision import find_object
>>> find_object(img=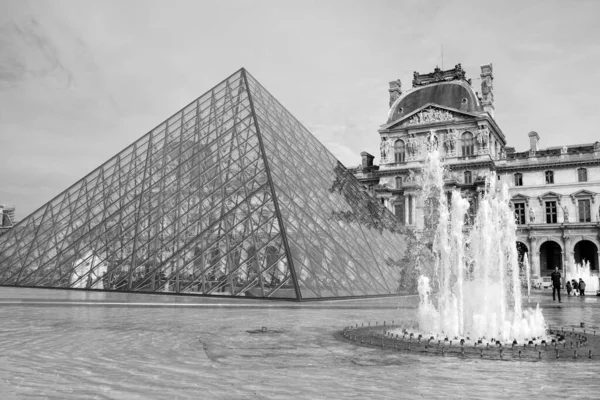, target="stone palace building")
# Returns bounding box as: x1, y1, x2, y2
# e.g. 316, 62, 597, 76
351, 63, 600, 279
